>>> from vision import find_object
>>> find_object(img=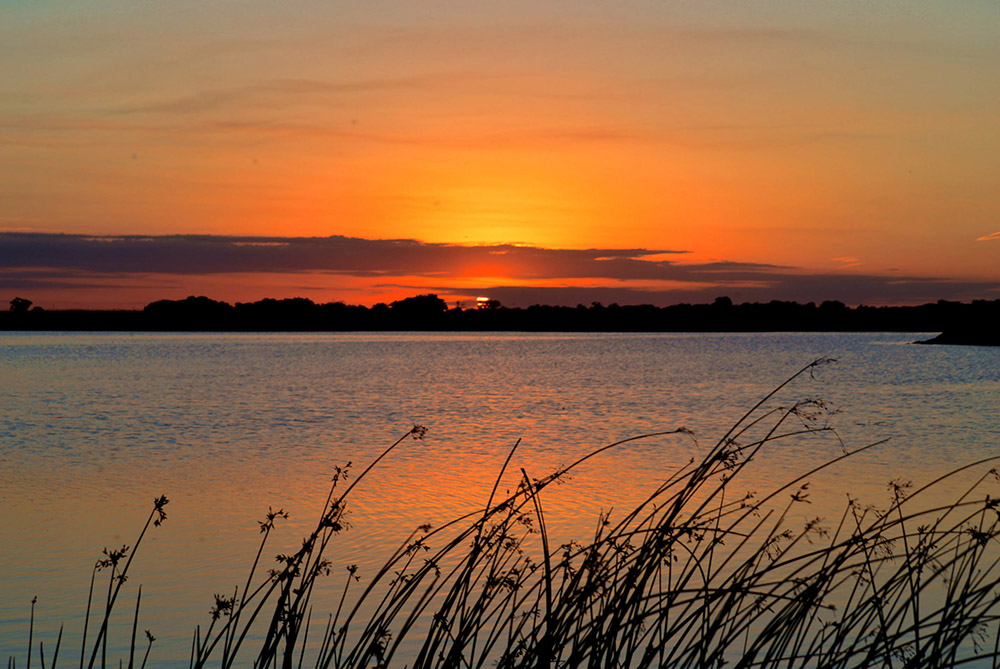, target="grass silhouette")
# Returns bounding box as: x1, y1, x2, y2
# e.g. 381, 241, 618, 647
12, 359, 1000, 668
